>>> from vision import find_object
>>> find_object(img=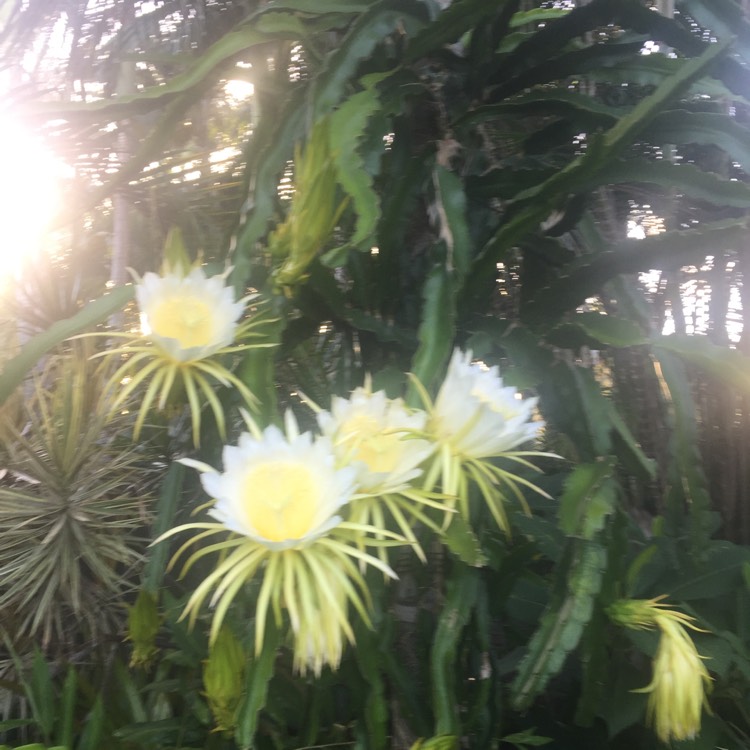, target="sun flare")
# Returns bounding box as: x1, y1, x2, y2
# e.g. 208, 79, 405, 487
0, 116, 67, 281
